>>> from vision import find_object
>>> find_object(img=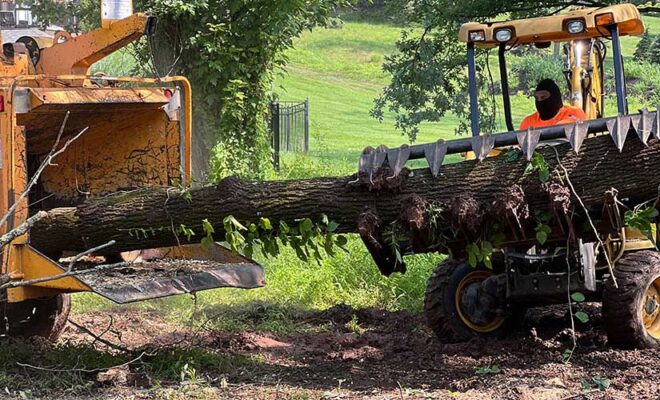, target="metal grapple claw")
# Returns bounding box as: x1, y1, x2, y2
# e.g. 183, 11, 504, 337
471, 135, 495, 162
516, 128, 541, 161
386, 144, 411, 179
374, 144, 388, 170
631, 109, 653, 146
606, 115, 632, 152
564, 121, 589, 154
654, 108, 660, 140
424, 139, 448, 177
358, 146, 376, 178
